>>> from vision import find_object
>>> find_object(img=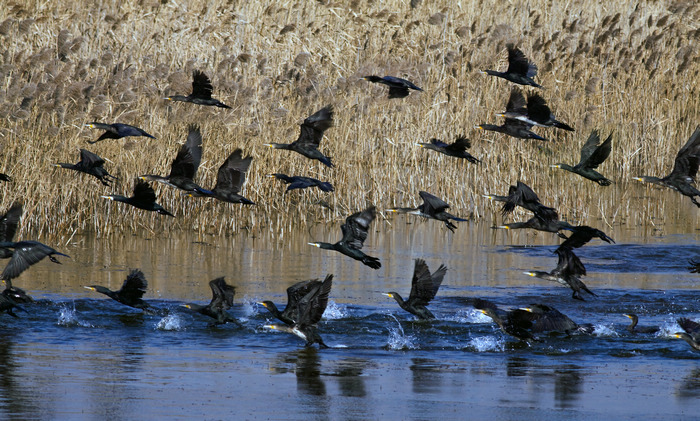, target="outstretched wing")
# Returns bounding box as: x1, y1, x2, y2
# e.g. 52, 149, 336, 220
506, 45, 535, 77
419, 191, 450, 214
132, 180, 157, 203
409, 259, 446, 305
170, 125, 202, 179
1, 242, 56, 280
340, 206, 376, 250
579, 131, 612, 169
214, 149, 252, 194
118, 269, 148, 302
299, 274, 333, 326
0, 202, 22, 243
668, 126, 700, 180
209, 277, 235, 310
292, 105, 334, 148
191, 70, 213, 100
78, 149, 106, 169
